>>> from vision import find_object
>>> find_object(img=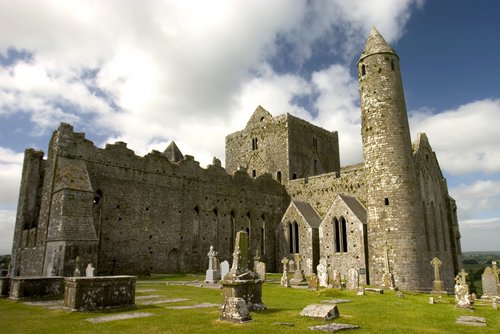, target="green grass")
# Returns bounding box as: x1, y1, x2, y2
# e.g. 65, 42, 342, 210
1, 274, 499, 333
